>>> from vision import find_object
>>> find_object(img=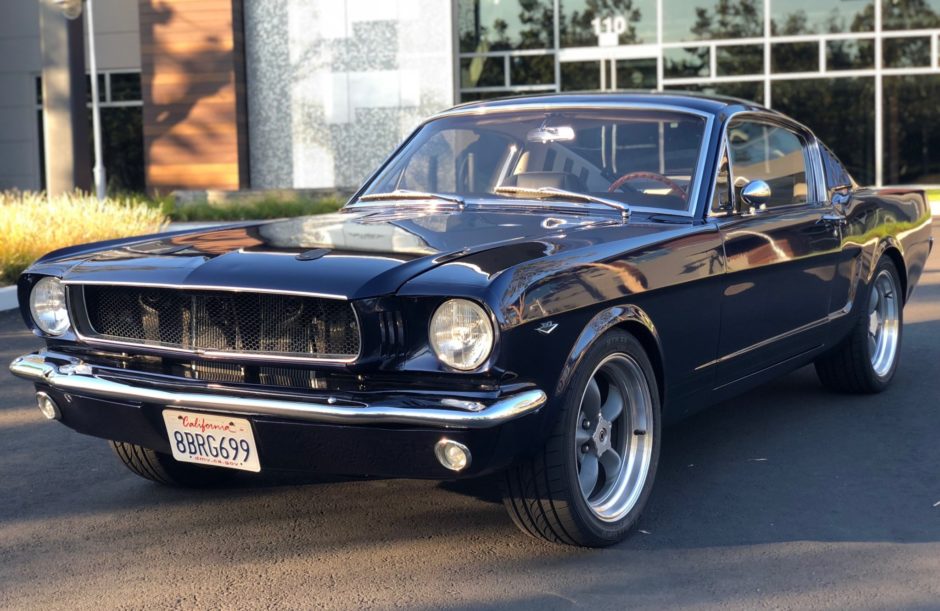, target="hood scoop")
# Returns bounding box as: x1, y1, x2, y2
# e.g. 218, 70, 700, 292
295, 248, 331, 261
